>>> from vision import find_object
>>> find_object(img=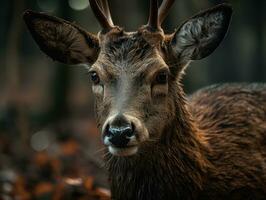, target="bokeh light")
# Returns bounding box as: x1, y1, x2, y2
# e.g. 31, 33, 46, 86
30, 130, 53, 151
68, 0, 90, 11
